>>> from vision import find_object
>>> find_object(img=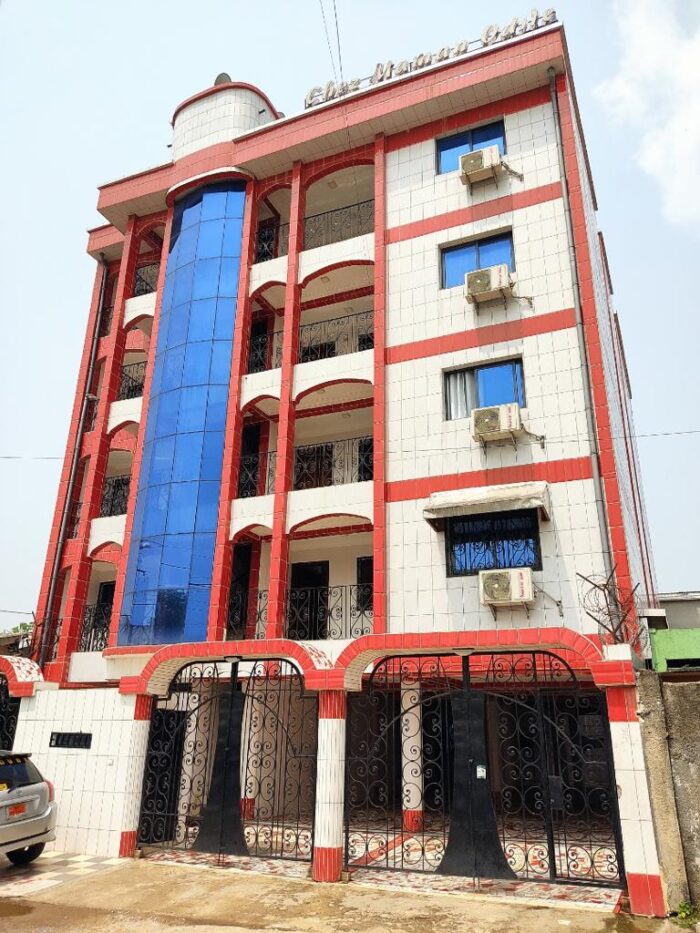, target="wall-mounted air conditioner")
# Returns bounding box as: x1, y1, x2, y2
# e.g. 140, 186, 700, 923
459, 145, 504, 186
479, 567, 534, 608
465, 264, 513, 305
472, 403, 523, 443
